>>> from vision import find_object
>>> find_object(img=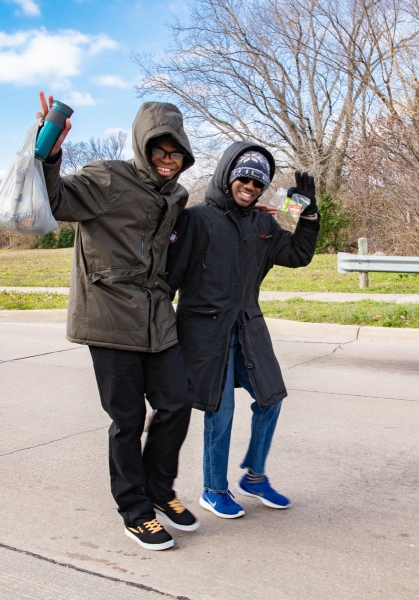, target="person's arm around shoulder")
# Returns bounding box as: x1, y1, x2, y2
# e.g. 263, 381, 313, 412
38, 92, 111, 223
